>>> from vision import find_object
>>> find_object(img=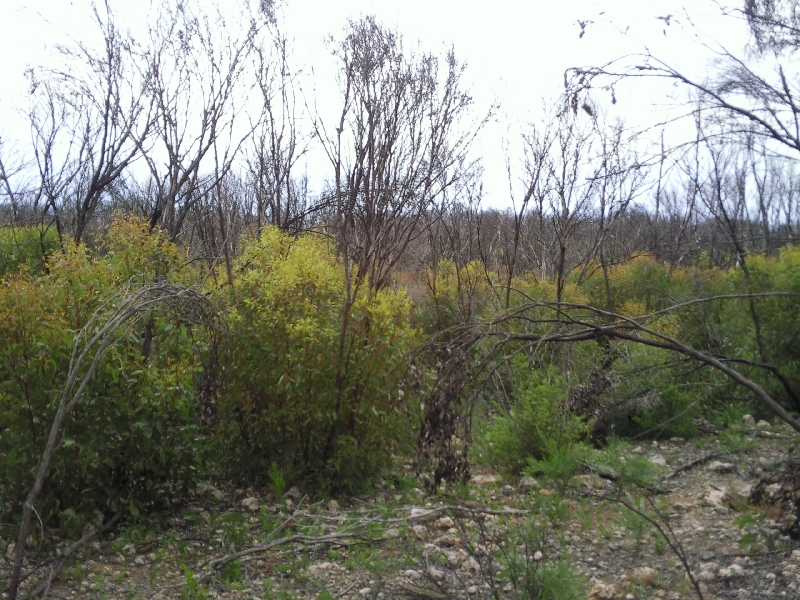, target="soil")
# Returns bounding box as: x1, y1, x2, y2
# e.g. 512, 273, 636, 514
2, 420, 800, 600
